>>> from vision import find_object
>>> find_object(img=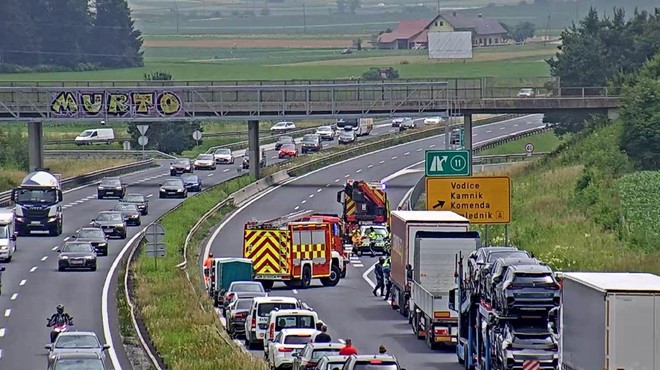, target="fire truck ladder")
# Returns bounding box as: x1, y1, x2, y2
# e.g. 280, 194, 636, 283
249, 209, 317, 229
